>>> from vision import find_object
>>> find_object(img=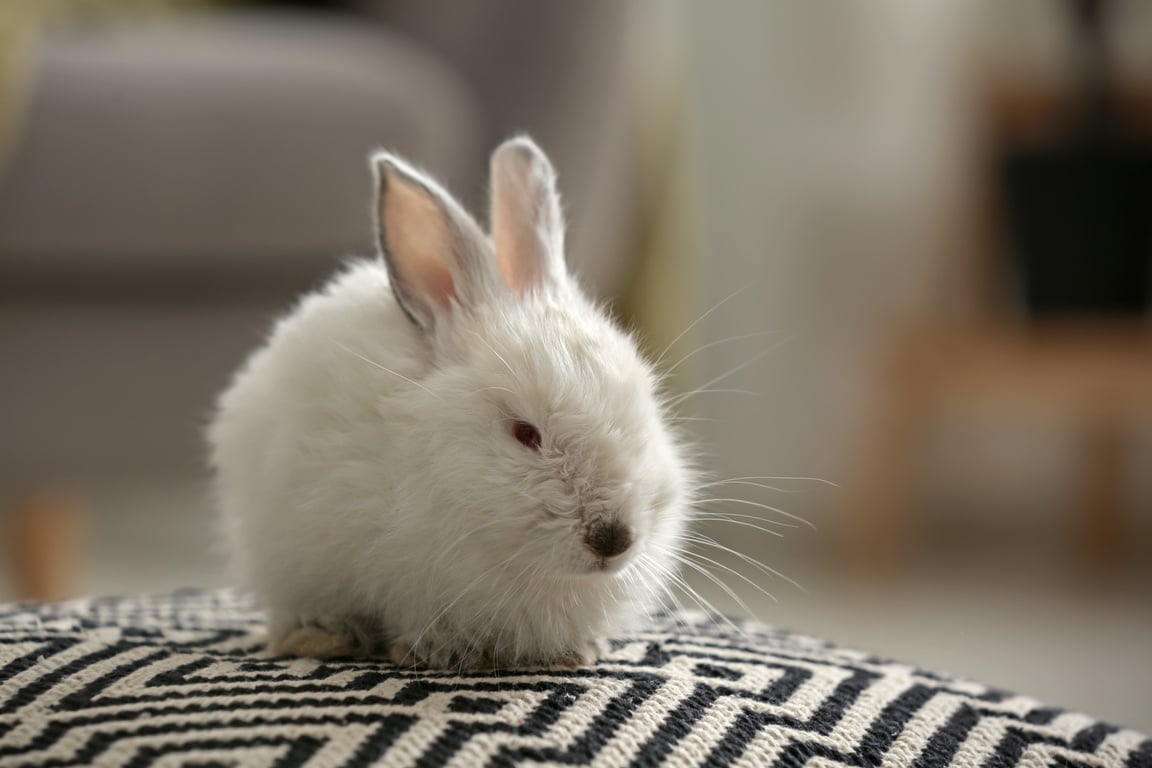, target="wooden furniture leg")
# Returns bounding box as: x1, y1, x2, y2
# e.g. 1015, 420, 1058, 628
1075, 411, 1127, 572
4, 491, 86, 602
840, 337, 933, 576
